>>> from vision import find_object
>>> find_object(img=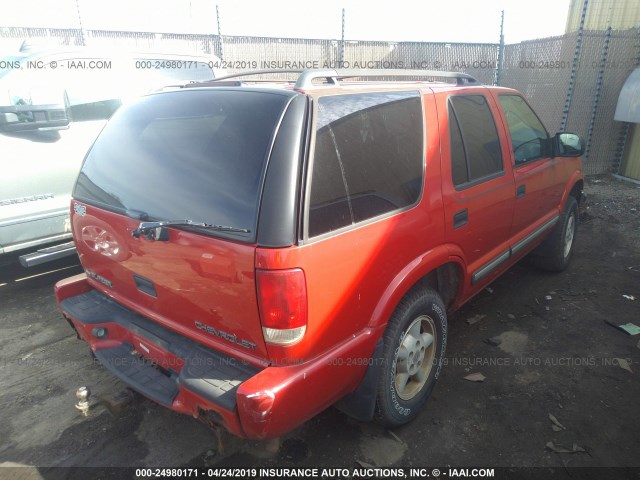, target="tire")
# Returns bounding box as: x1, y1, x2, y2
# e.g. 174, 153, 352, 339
531, 195, 578, 272
374, 287, 447, 428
